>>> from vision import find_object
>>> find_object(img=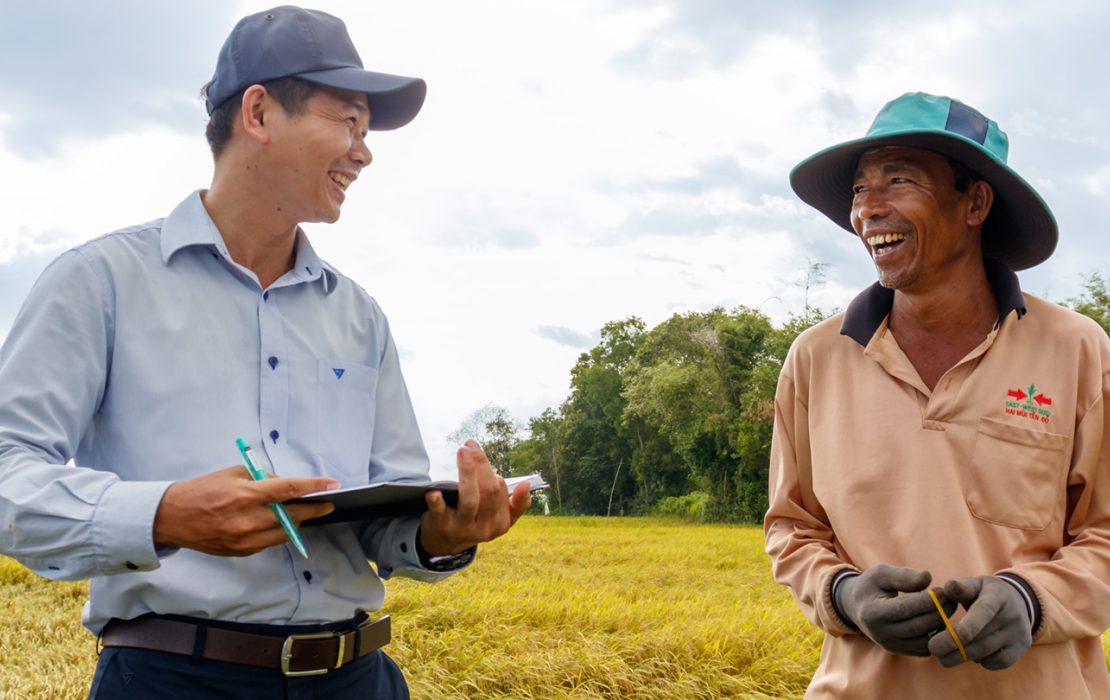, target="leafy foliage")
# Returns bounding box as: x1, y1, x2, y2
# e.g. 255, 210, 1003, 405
1066, 271, 1110, 336
505, 306, 830, 521
447, 404, 520, 476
